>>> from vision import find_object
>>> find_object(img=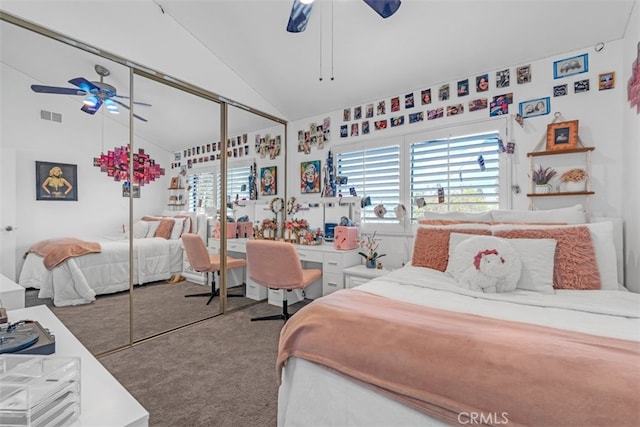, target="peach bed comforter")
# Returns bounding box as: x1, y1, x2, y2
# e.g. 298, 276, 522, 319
278, 288, 640, 426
